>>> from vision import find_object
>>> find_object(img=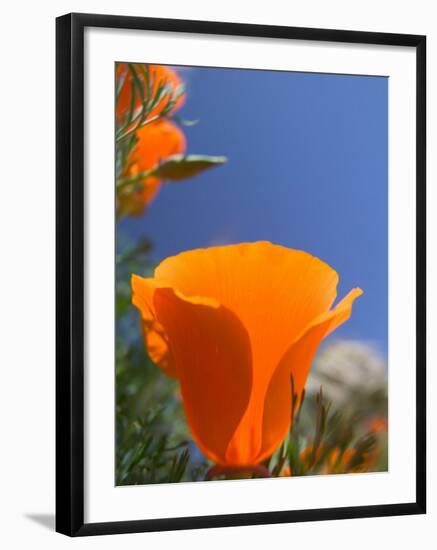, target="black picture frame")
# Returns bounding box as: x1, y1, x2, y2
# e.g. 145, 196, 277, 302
56, 12, 426, 537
